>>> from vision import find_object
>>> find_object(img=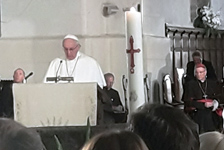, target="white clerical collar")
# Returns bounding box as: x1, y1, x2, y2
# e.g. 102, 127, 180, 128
200, 79, 206, 83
